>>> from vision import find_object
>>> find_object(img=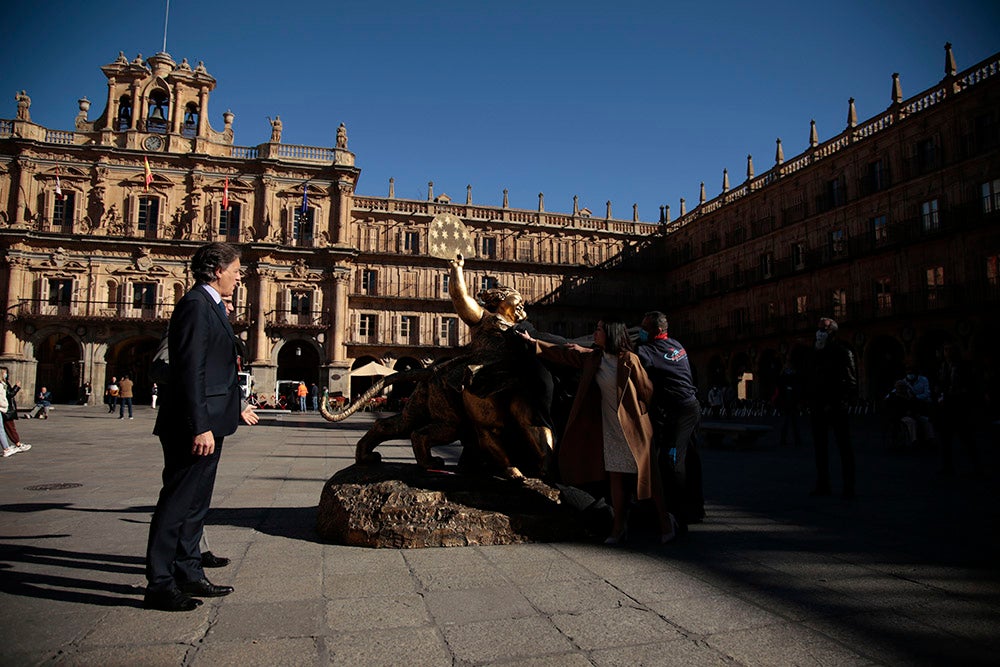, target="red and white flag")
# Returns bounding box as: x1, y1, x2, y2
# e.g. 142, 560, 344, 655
222, 177, 230, 210
143, 157, 153, 191
55, 168, 64, 200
